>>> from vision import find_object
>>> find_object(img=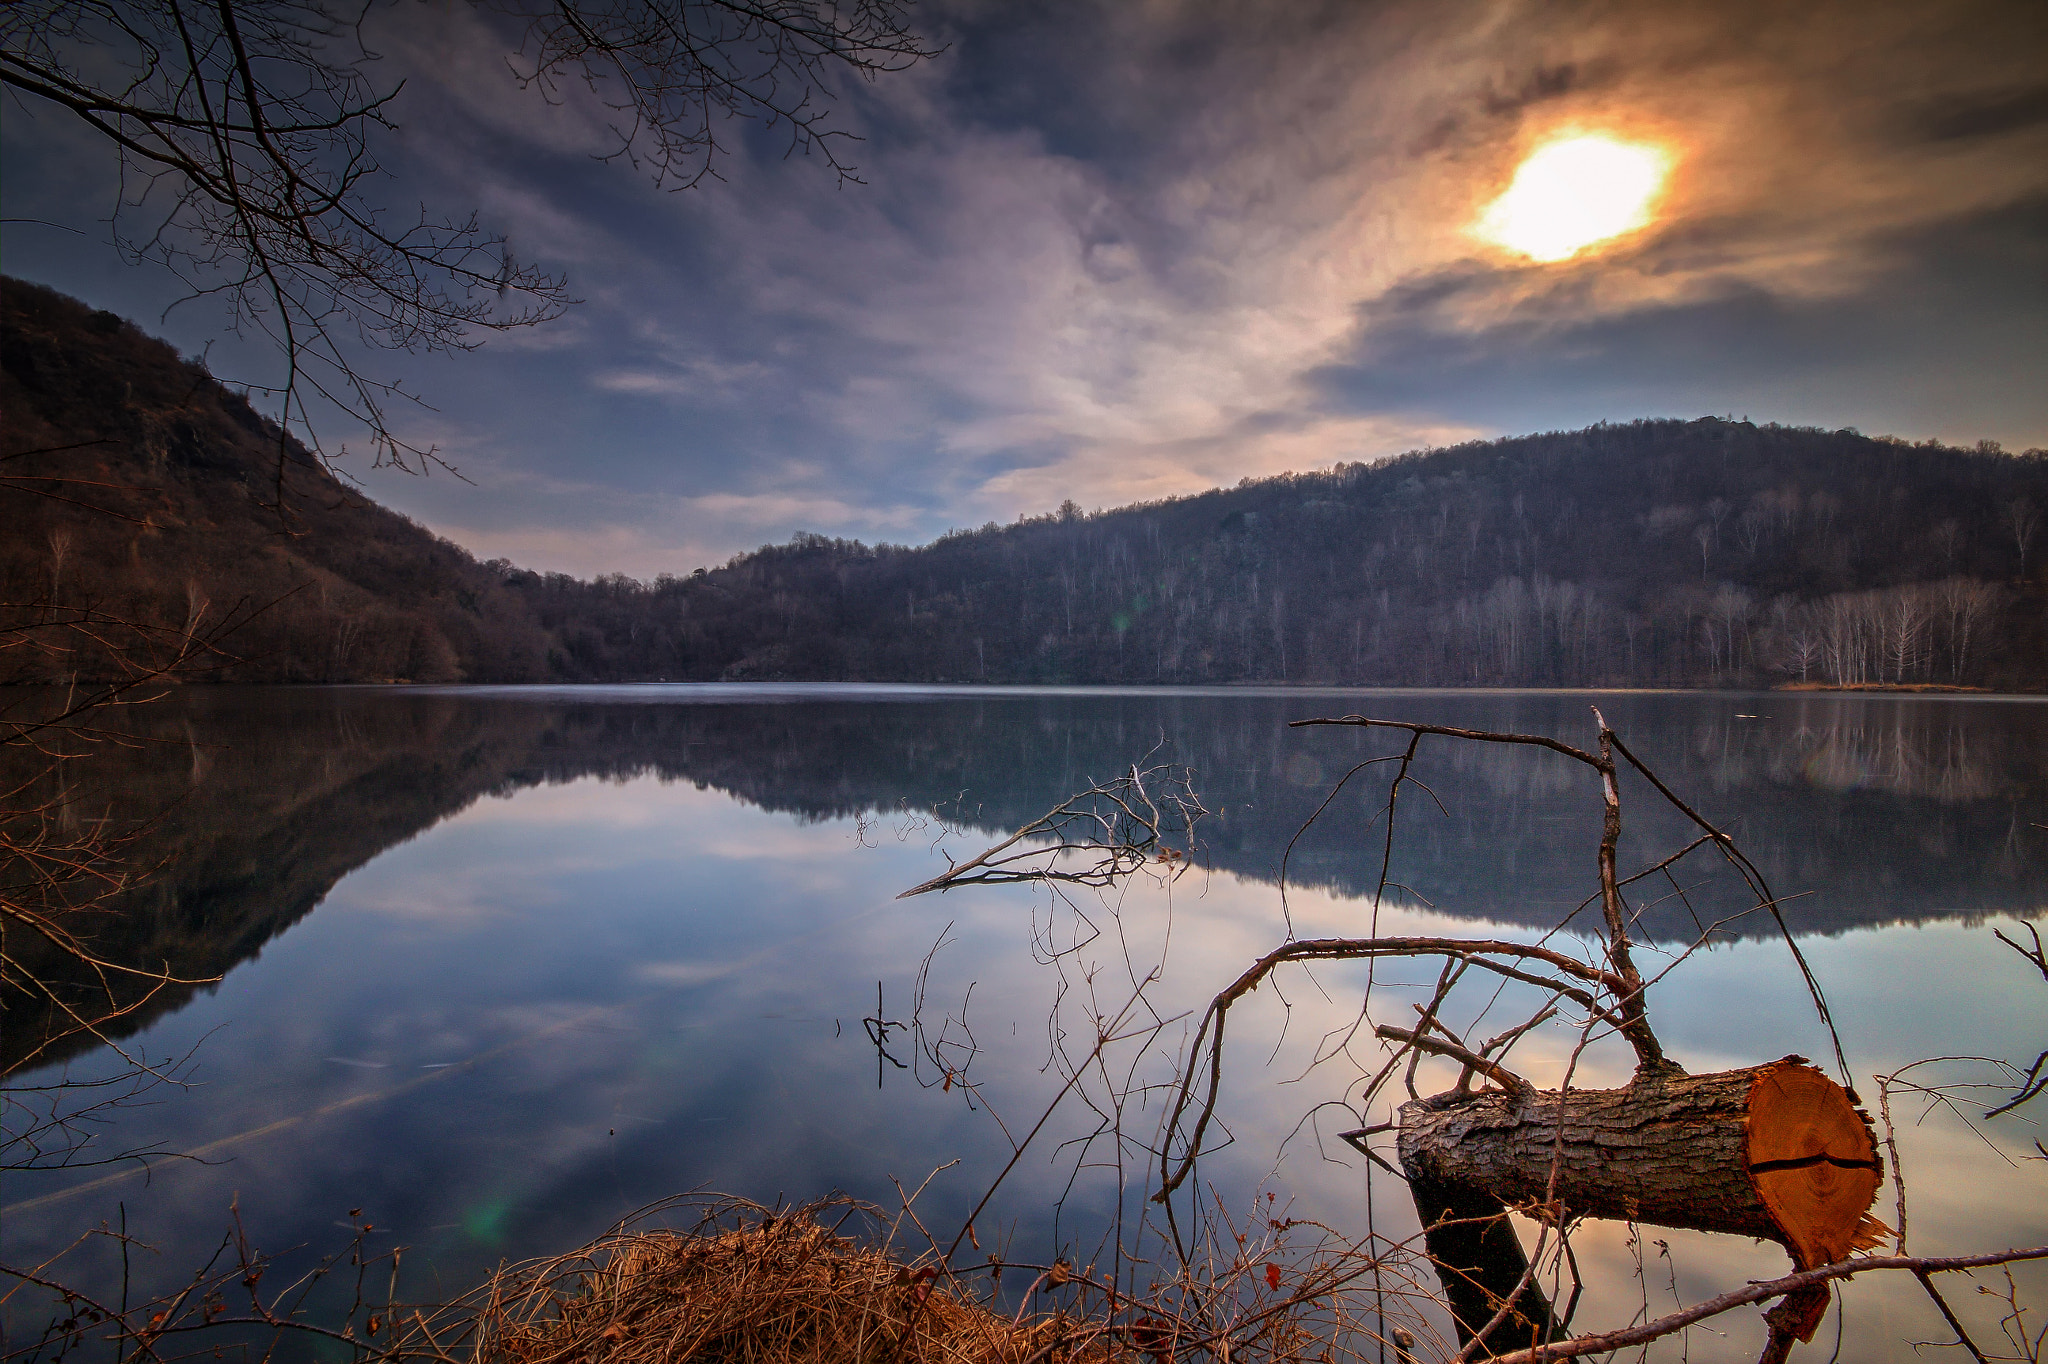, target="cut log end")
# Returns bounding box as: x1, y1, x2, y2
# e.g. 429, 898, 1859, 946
1743, 1057, 1886, 1274
1397, 1054, 1889, 1351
